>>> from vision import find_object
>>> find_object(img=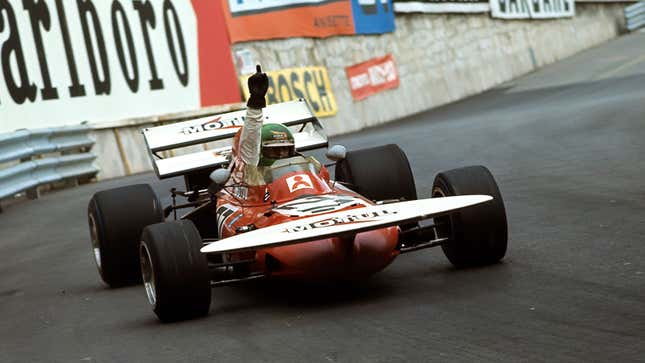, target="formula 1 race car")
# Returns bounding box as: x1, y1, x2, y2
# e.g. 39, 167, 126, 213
87, 100, 507, 322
